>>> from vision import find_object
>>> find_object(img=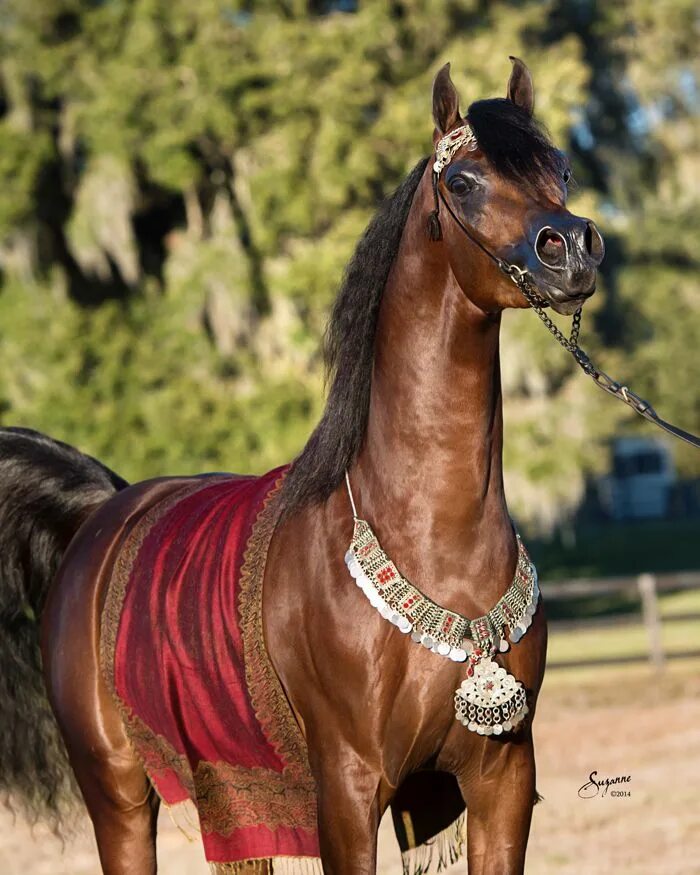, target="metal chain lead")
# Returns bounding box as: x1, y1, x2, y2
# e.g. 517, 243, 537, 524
511, 272, 594, 373
506, 271, 700, 448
